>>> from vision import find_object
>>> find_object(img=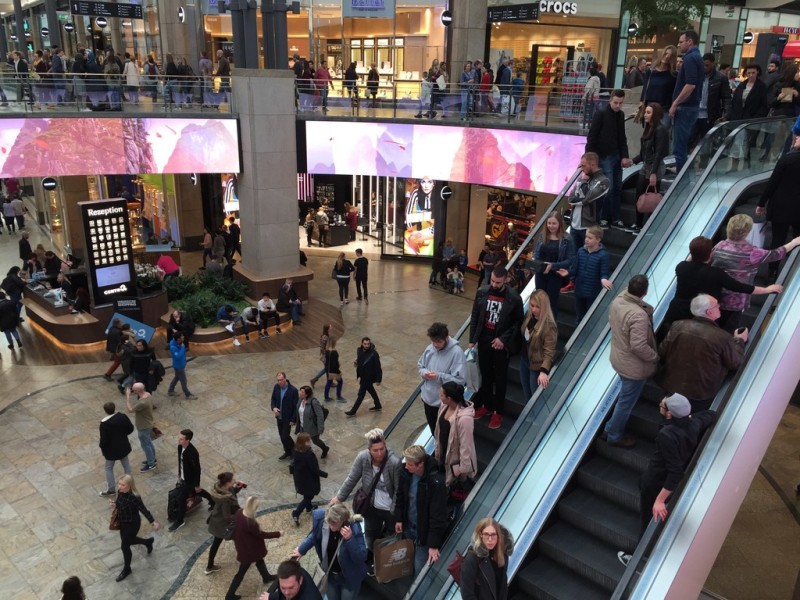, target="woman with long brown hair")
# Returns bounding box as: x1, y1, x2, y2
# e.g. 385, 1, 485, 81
459, 517, 515, 600
533, 210, 573, 318
518, 289, 558, 401
629, 102, 669, 233
333, 252, 355, 305
638, 45, 677, 128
